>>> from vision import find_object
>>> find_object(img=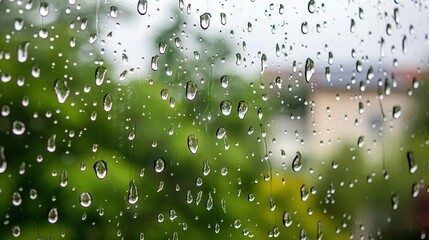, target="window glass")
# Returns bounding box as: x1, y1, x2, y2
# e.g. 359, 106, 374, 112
0, 0, 428, 239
